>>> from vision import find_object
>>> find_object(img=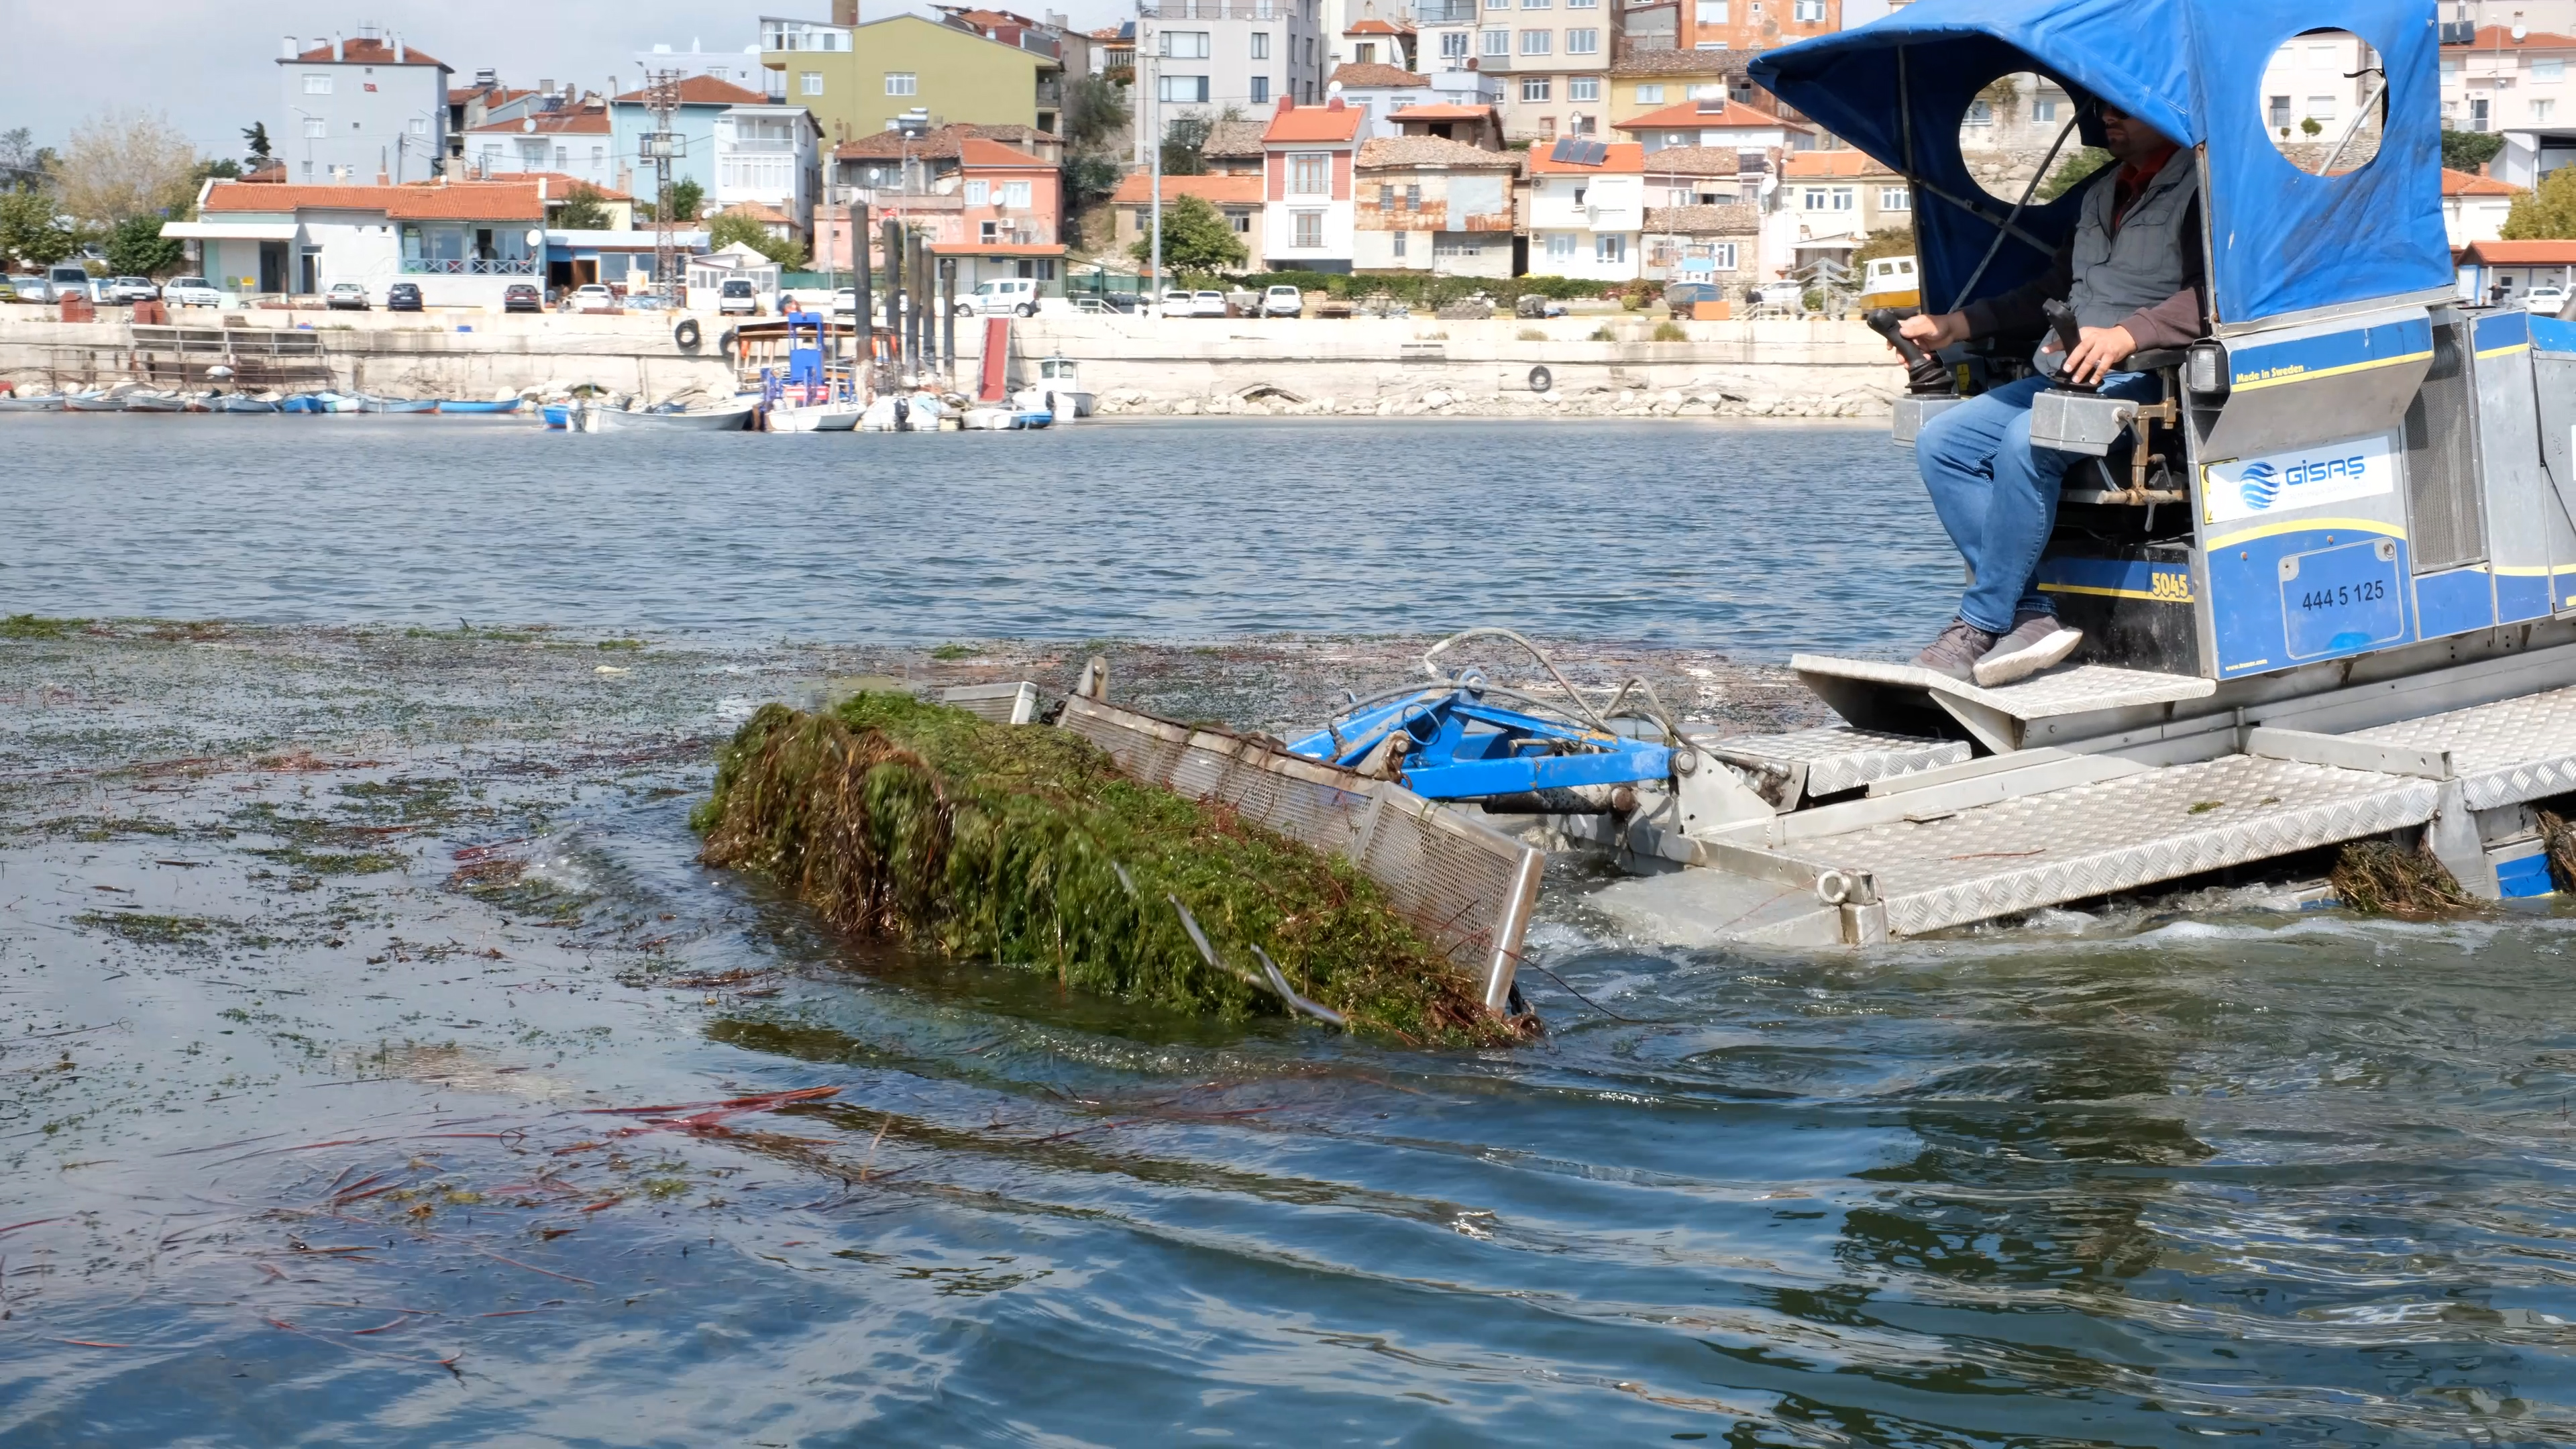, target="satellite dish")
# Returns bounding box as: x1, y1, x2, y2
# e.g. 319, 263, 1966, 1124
525, 227, 544, 247
1327, 79, 1343, 93
522, 117, 537, 133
